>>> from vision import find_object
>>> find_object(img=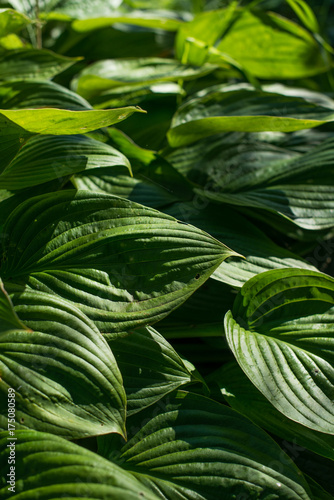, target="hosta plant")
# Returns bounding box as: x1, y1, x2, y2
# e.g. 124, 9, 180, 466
0, 0, 333, 498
